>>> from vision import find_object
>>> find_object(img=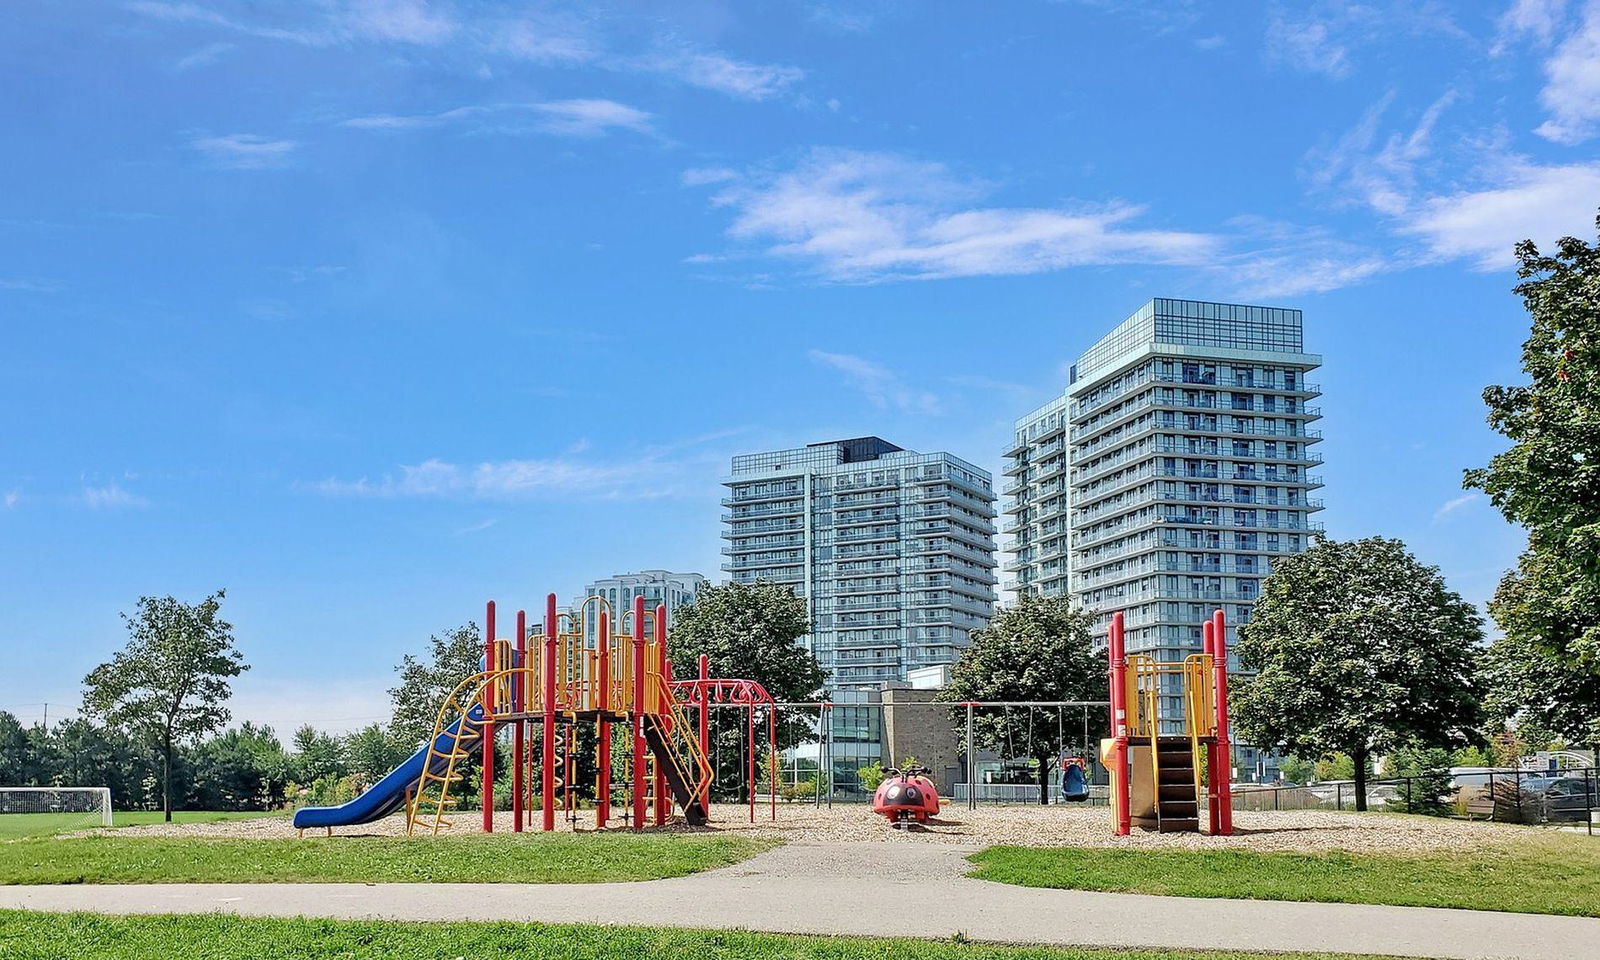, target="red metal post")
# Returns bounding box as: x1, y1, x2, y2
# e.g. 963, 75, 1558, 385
1202, 618, 1219, 836
747, 699, 756, 823
483, 601, 496, 834
542, 594, 557, 832
1110, 611, 1131, 836
631, 595, 648, 829
698, 654, 711, 809
1213, 608, 1234, 836
513, 609, 526, 832
654, 606, 669, 826
768, 705, 777, 821
597, 610, 611, 829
